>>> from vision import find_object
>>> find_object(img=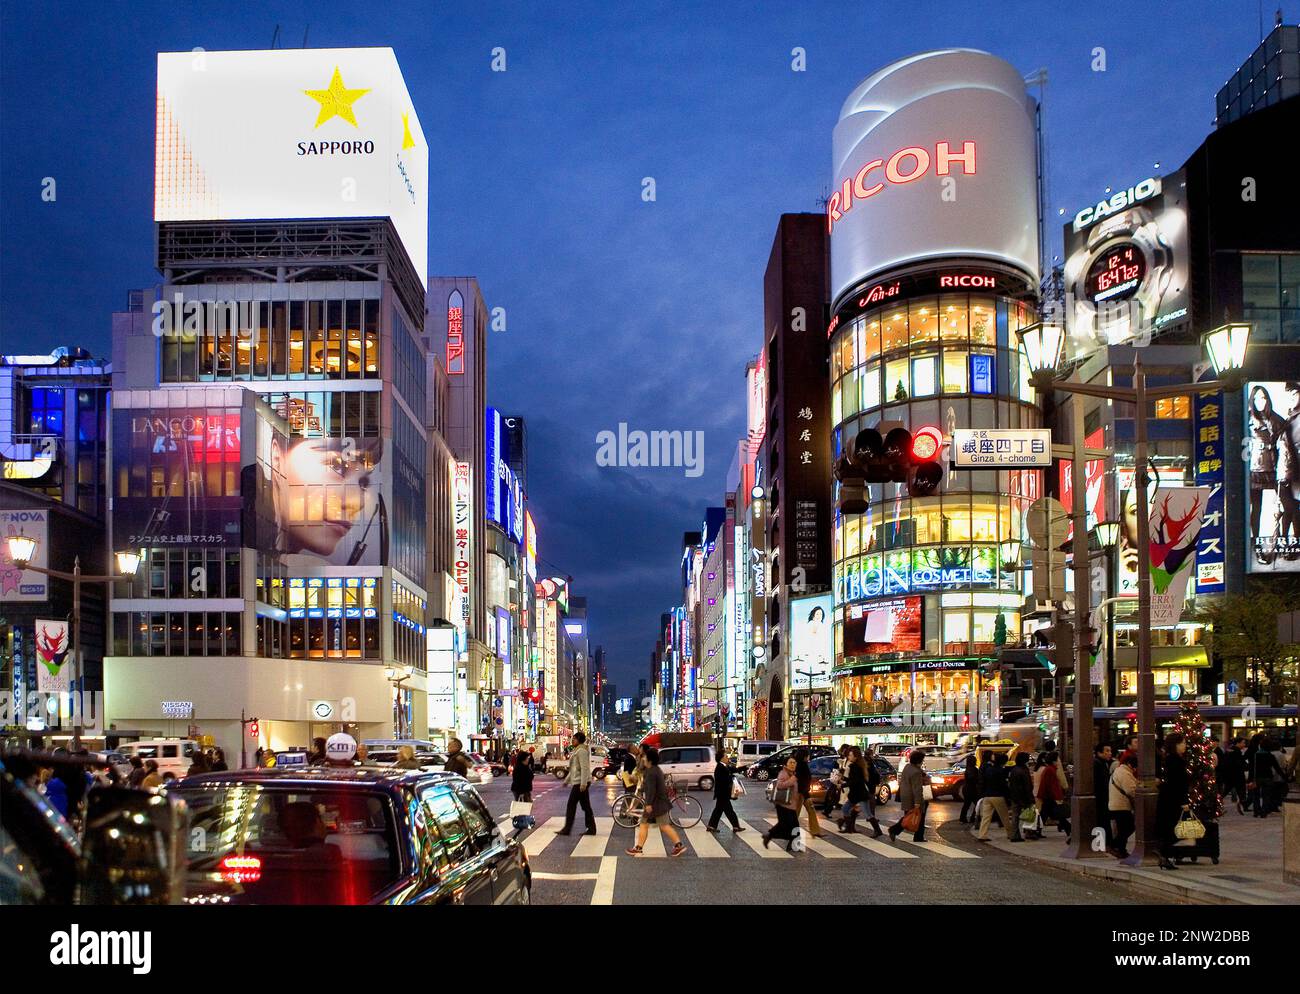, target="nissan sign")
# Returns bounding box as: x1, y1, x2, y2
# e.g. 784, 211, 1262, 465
829, 48, 1040, 304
